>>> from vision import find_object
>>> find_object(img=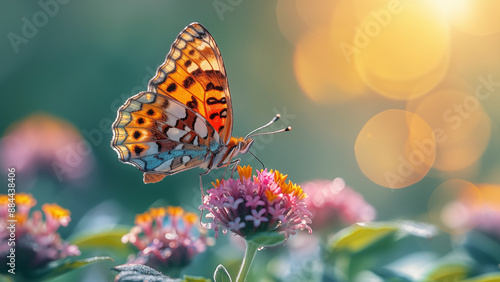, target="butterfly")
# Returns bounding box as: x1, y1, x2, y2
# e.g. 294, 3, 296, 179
111, 22, 288, 184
